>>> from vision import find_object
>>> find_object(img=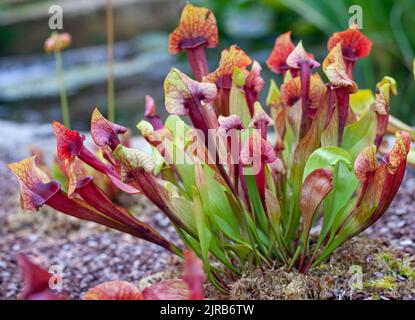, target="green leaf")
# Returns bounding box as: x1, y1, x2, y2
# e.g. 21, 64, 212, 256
52, 161, 67, 190
174, 229, 230, 290
303, 146, 353, 181
303, 146, 358, 222
164, 115, 196, 195
192, 186, 240, 275
192, 187, 212, 270
329, 196, 358, 239
165, 115, 190, 149
195, 164, 241, 241
342, 109, 376, 160
285, 98, 330, 242
321, 108, 339, 147
204, 187, 240, 241
304, 147, 359, 251
244, 211, 270, 254
287, 100, 302, 143
169, 197, 197, 236
151, 146, 165, 176
321, 162, 358, 237
225, 243, 251, 260
283, 120, 294, 165
377, 76, 397, 96
349, 89, 374, 118
244, 172, 269, 234
266, 79, 281, 108
285, 100, 302, 174
284, 70, 293, 82
229, 67, 251, 127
